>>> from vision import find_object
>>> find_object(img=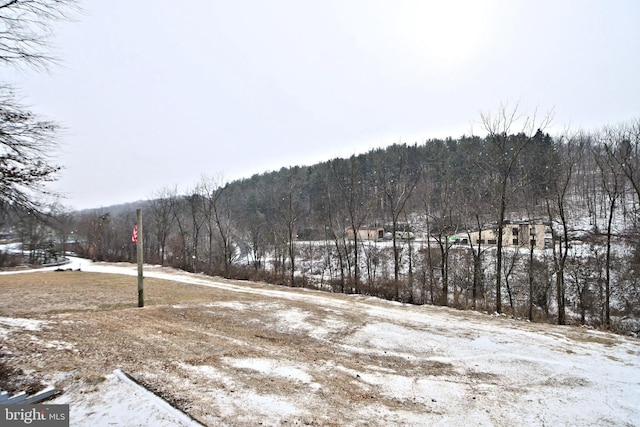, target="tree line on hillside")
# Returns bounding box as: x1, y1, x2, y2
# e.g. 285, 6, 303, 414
9, 111, 638, 335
